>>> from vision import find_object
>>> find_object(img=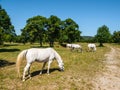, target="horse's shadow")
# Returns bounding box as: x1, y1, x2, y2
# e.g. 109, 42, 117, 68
0, 59, 15, 67
31, 68, 60, 77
